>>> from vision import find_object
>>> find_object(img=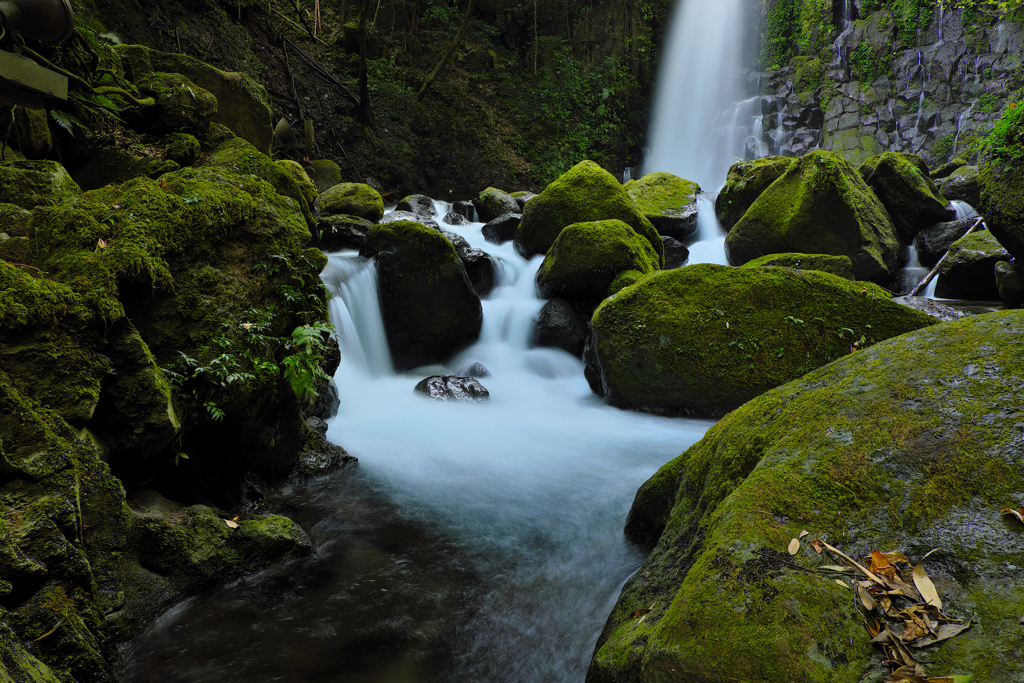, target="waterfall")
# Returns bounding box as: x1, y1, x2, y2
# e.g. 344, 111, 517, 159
642, 0, 748, 189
